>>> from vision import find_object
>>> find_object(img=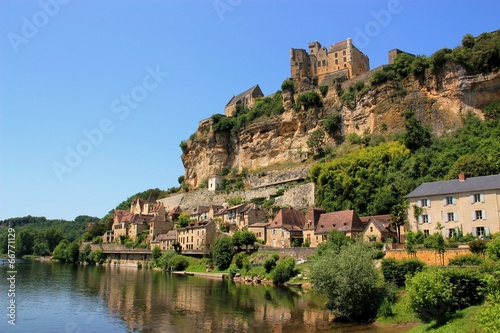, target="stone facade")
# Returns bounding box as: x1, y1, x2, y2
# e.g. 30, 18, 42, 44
290, 38, 369, 85
224, 85, 264, 117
